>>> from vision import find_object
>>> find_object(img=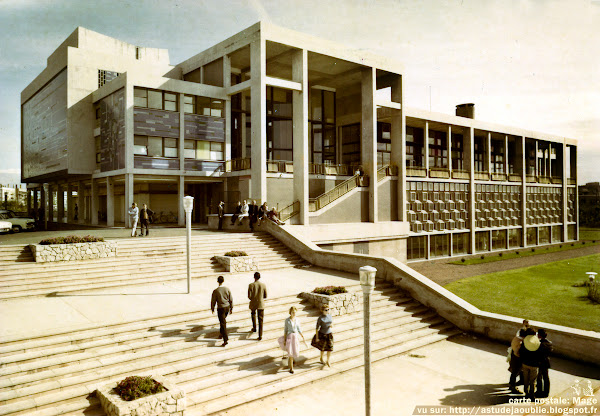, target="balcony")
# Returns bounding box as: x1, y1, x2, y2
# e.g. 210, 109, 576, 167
526, 175, 537, 183
474, 171, 490, 181
551, 177, 563, 185
451, 170, 470, 180
429, 167, 450, 179
267, 160, 294, 174
491, 173, 507, 181
508, 174, 522, 182
407, 166, 427, 177
309, 163, 358, 176
134, 156, 179, 170
225, 158, 251, 172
